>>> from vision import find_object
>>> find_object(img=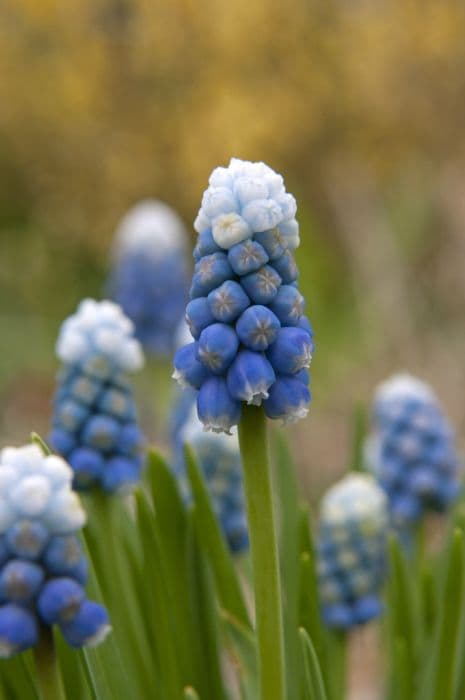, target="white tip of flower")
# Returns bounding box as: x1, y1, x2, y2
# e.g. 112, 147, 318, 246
43, 491, 87, 533
174, 318, 194, 351
56, 298, 144, 374
114, 200, 187, 260
0, 444, 86, 536
280, 405, 309, 426
172, 368, 190, 390
9, 476, 51, 517
197, 158, 299, 246
181, 405, 239, 453
85, 623, 112, 648
321, 474, 388, 528
375, 373, 436, 407
212, 213, 251, 249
